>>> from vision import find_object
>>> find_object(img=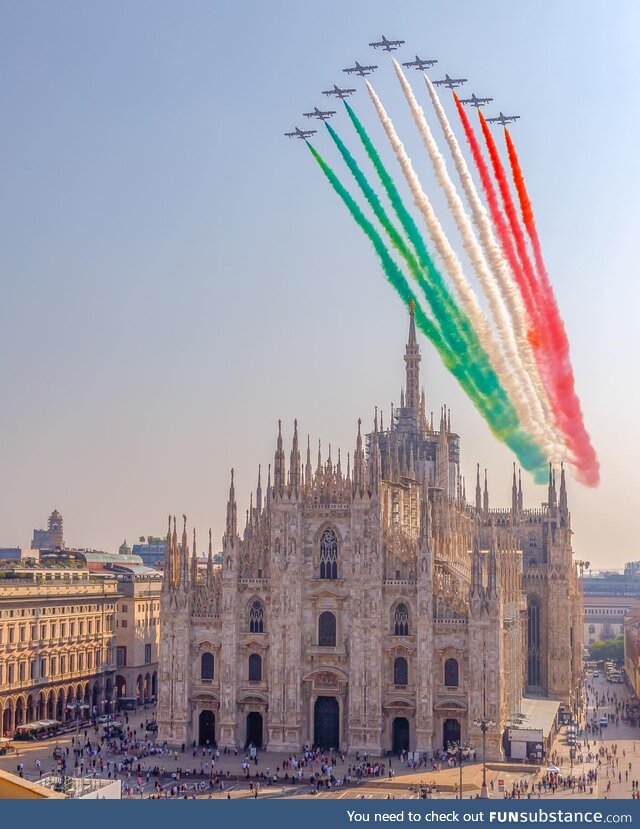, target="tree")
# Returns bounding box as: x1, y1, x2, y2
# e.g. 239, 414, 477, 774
589, 636, 624, 663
